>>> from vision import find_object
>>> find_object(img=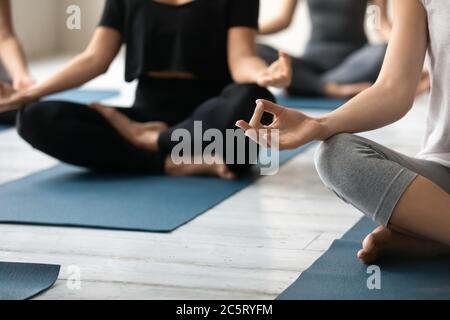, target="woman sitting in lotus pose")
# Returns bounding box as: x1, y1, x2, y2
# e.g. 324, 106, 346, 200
0, 0, 291, 179
258, 0, 430, 98
238, 0, 449, 263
